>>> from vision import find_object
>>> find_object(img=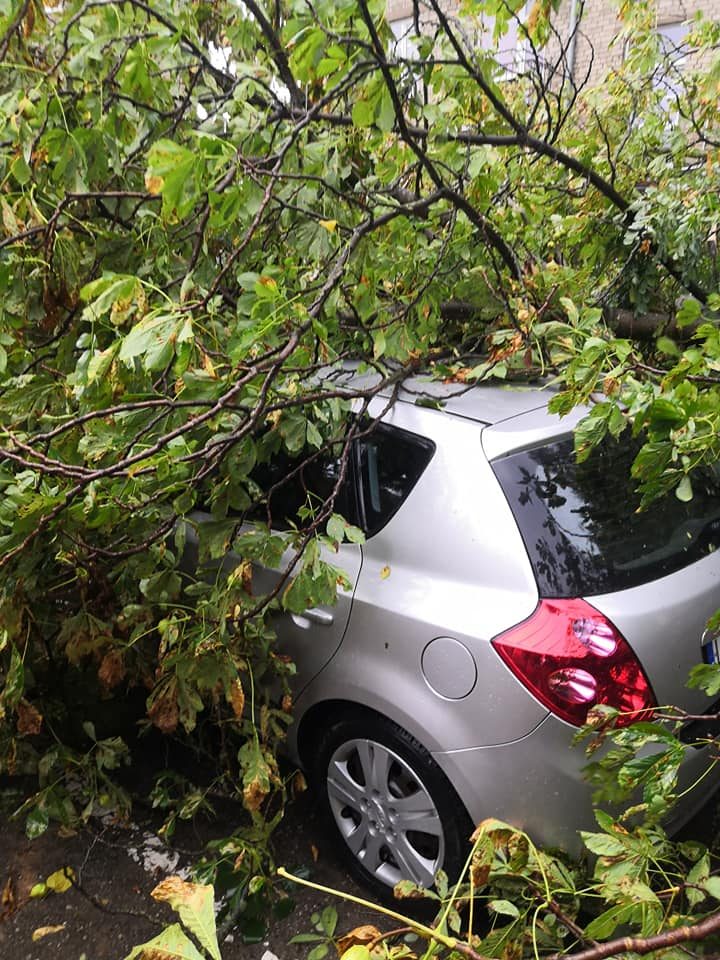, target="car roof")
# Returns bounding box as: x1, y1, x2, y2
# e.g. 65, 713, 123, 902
321, 363, 556, 426
388, 374, 556, 425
